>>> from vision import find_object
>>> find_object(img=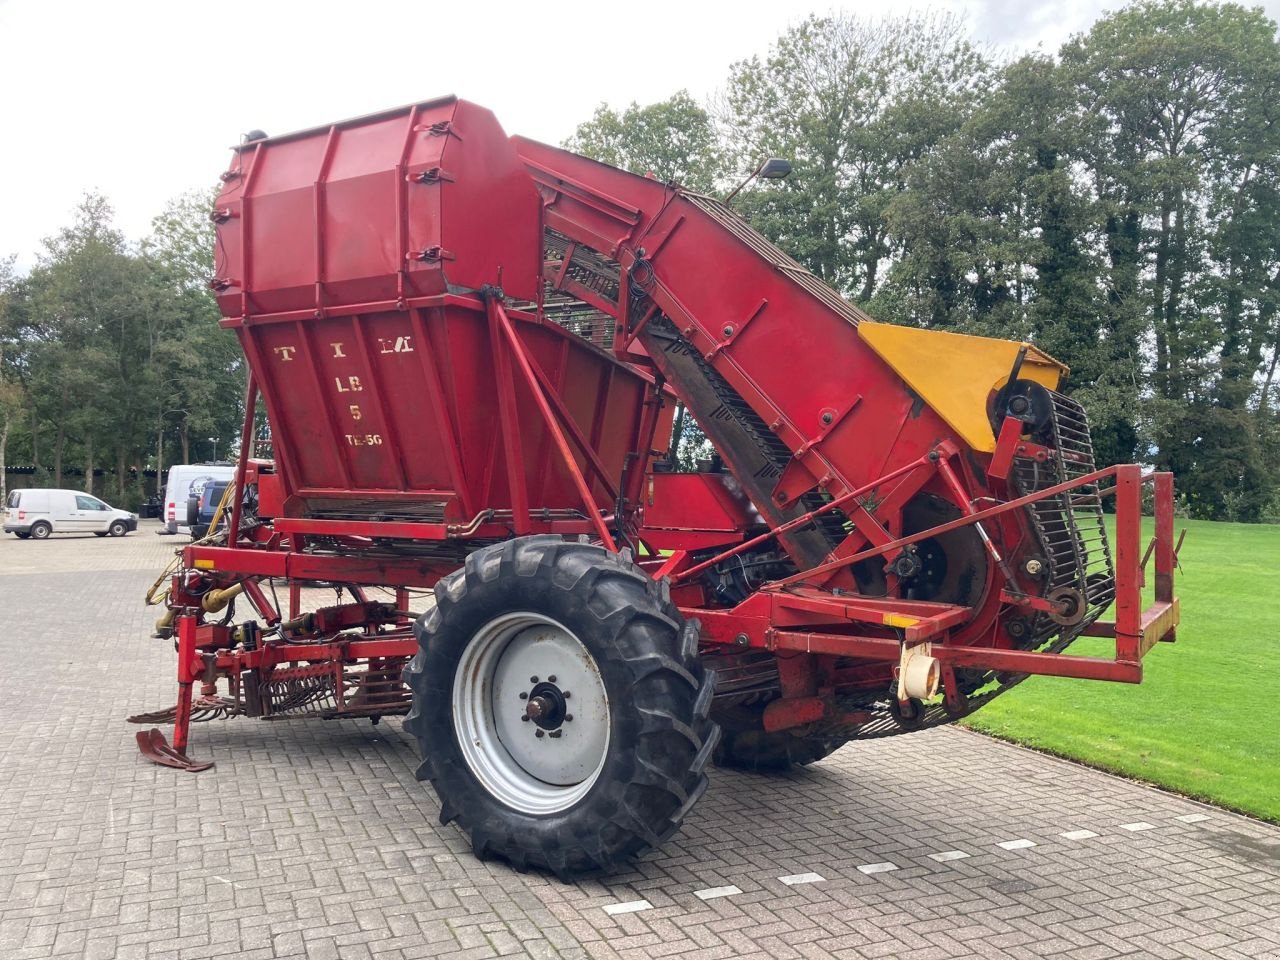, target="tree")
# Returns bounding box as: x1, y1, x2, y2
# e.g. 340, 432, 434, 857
21, 194, 143, 491
565, 91, 725, 192
0, 255, 26, 506
1062, 0, 1280, 514
143, 189, 244, 485
720, 12, 990, 302
0, 188, 246, 509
